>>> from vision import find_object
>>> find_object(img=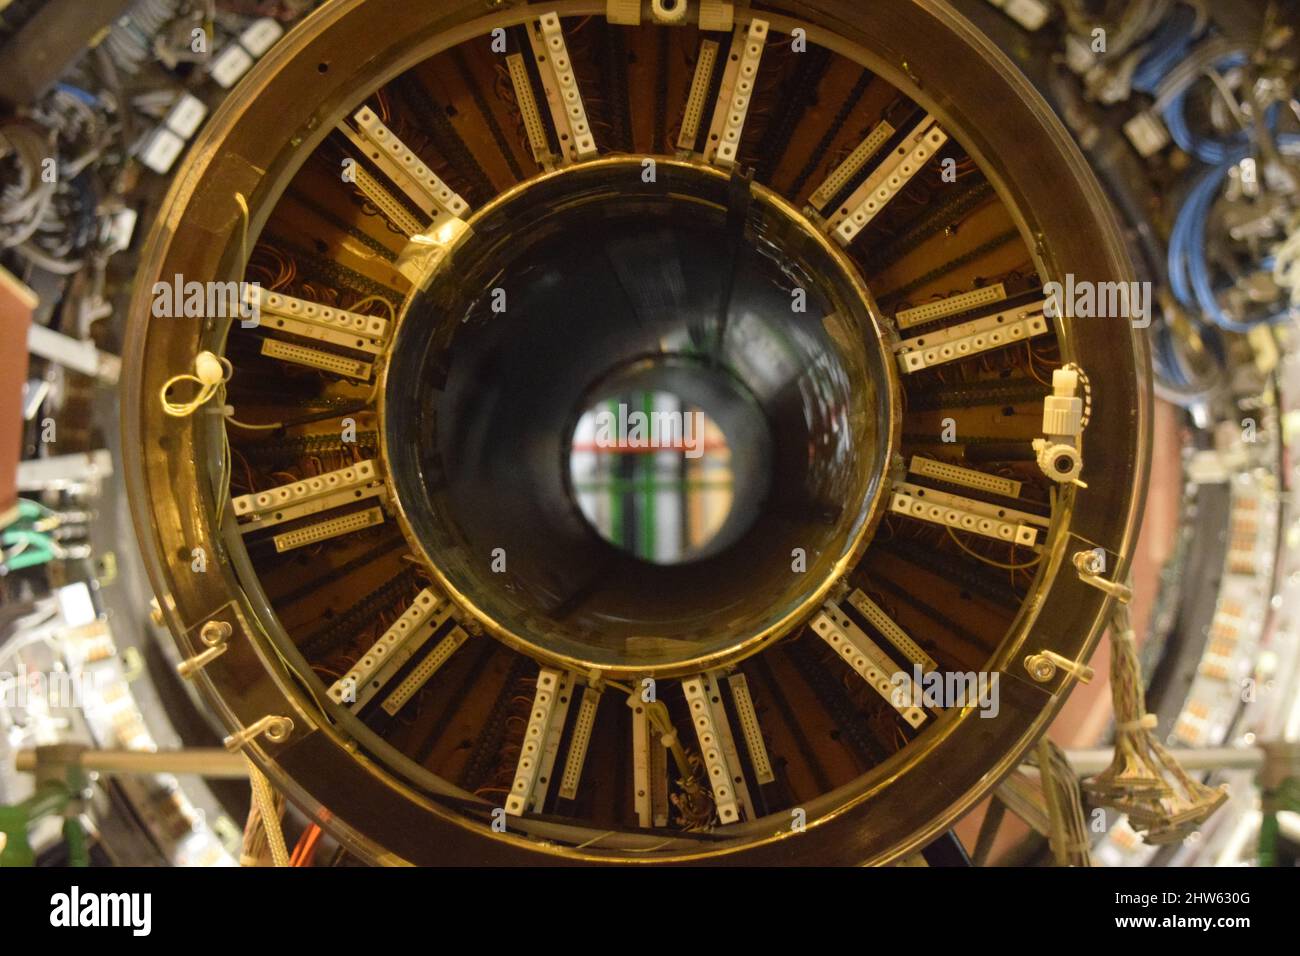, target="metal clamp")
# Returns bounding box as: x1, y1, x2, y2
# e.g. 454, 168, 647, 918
223, 714, 295, 752
1024, 649, 1095, 685
1072, 548, 1133, 604
177, 619, 231, 679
